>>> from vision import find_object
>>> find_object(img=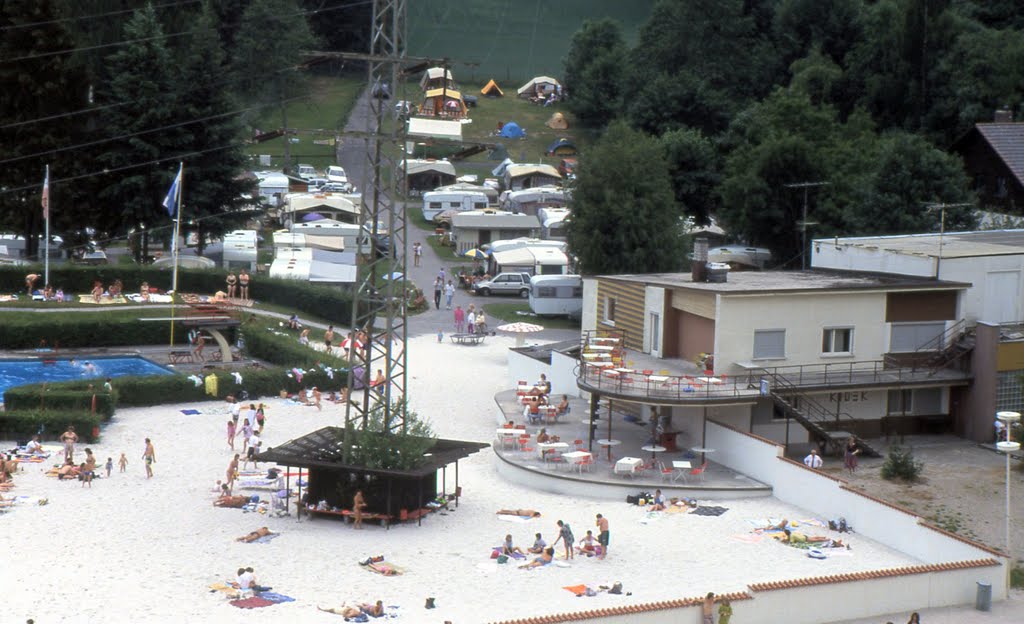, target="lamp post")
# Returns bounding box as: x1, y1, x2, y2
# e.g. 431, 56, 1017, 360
996, 411, 1020, 559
